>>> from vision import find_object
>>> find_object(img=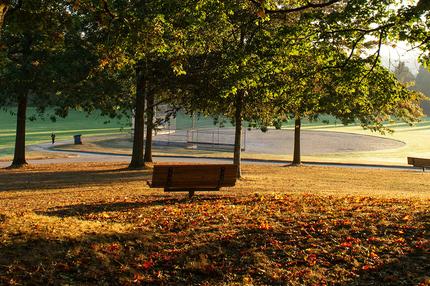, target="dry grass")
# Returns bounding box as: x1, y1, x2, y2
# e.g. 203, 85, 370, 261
0, 163, 429, 285
0, 150, 77, 162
